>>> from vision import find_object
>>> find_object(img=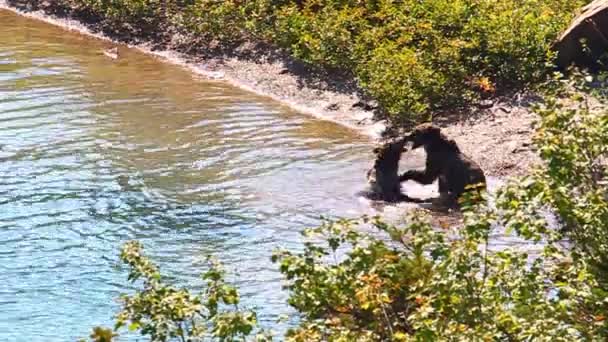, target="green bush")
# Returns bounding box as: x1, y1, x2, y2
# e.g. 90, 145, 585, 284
500, 72, 608, 285
79, 0, 173, 37
269, 0, 586, 123
91, 241, 272, 341
176, 0, 256, 46
273, 215, 605, 341
357, 43, 441, 124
